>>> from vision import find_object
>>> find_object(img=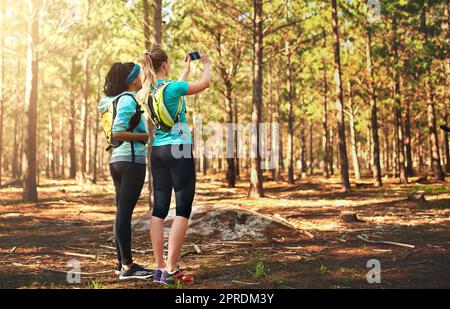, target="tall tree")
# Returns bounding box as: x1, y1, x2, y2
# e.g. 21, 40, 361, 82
393, 16, 408, 184
69, 54, 77, 179
143, 0, 151, 50
81, 0, 91, 181
321, 30, 330, 178
331, 0, 351, 192
249, 0, 264, 197
365, 29, 382, 186
153, 0, 162, 46
422, 7, 445, 181
286, 40, 295, 184
0, 1, 5, 186
22, 0, 40, 201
